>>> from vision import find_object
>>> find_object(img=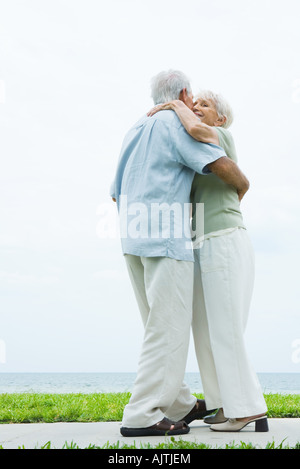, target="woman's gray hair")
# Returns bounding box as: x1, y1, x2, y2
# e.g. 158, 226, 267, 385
150, 69, 192, 105
195, 90, 234, 129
